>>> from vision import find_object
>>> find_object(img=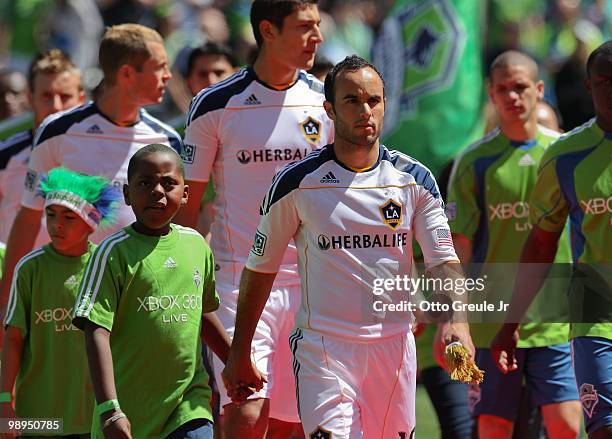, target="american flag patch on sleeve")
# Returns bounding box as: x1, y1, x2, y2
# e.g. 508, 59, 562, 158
435, 228, 454, 247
